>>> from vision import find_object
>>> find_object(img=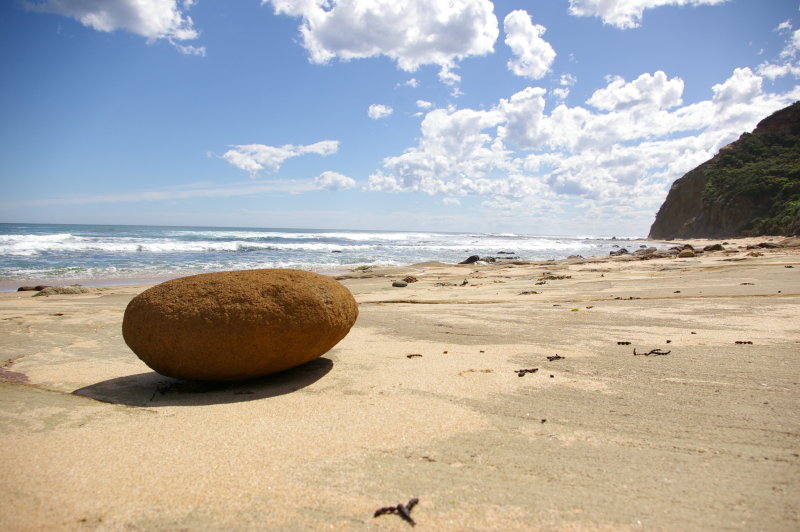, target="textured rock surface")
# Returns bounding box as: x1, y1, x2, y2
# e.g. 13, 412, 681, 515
649, 102, 800, 239
122, 269, 358, 381
34, 285, 92, 296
